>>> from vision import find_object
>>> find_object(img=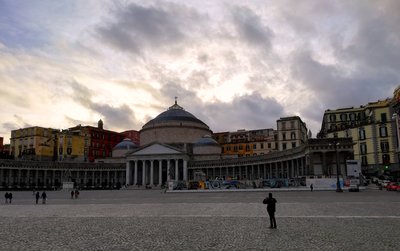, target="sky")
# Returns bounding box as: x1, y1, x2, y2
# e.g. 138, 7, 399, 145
0, 0, 399, 144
